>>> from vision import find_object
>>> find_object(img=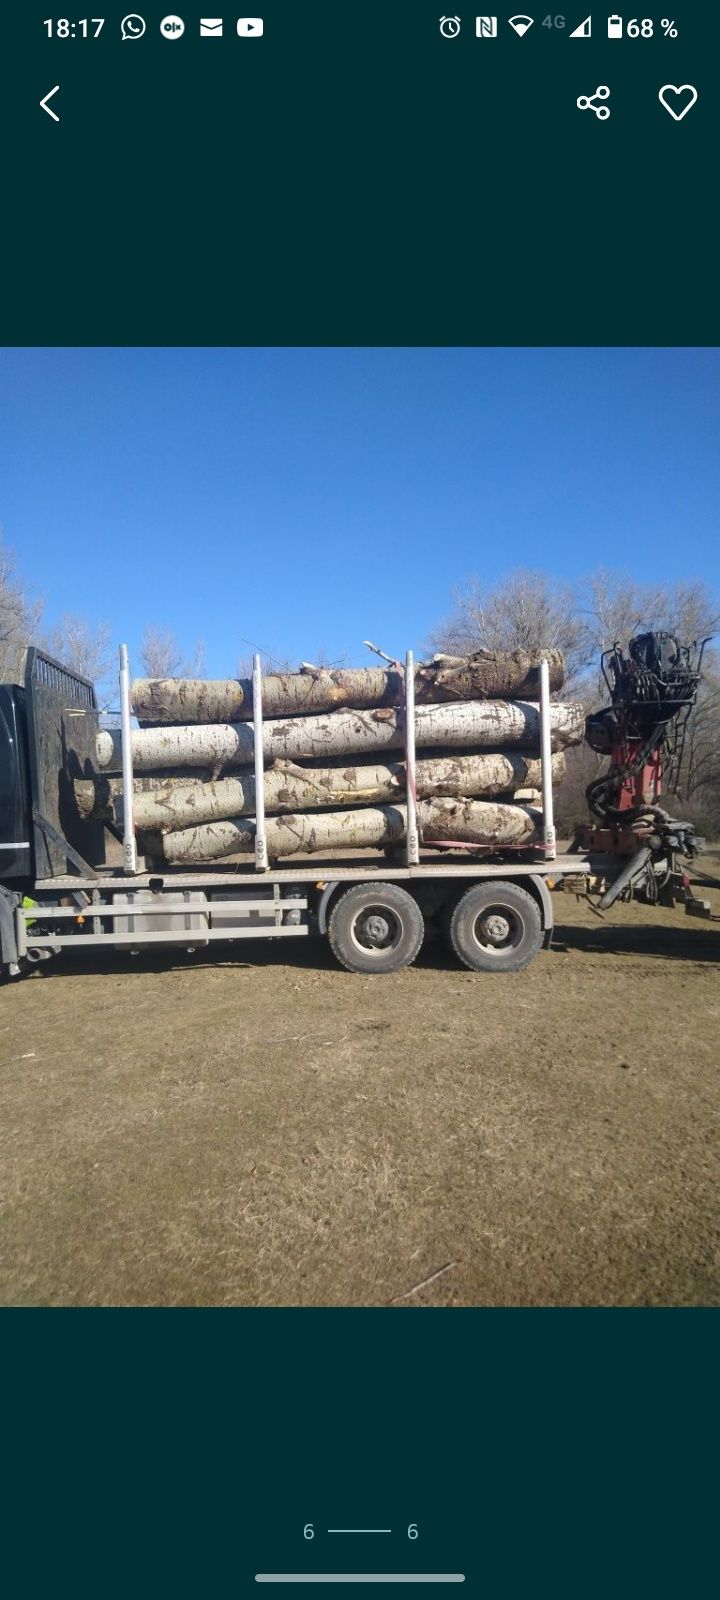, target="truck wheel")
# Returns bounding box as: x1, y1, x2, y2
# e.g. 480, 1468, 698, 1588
447, 881, 543, 973
327, 882, 424, 975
